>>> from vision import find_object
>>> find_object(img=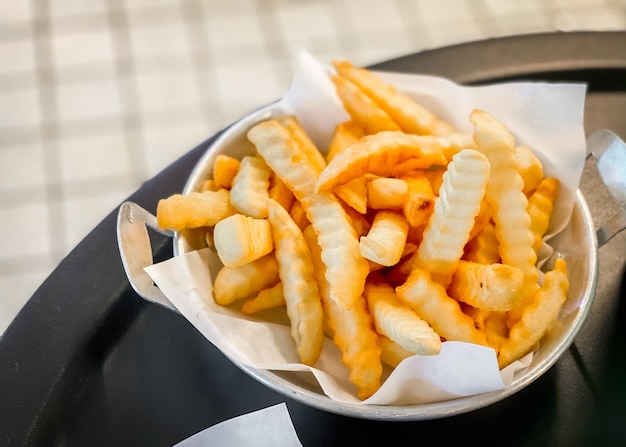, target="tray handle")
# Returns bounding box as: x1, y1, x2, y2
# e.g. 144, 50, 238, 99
116, 201, 179, 313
